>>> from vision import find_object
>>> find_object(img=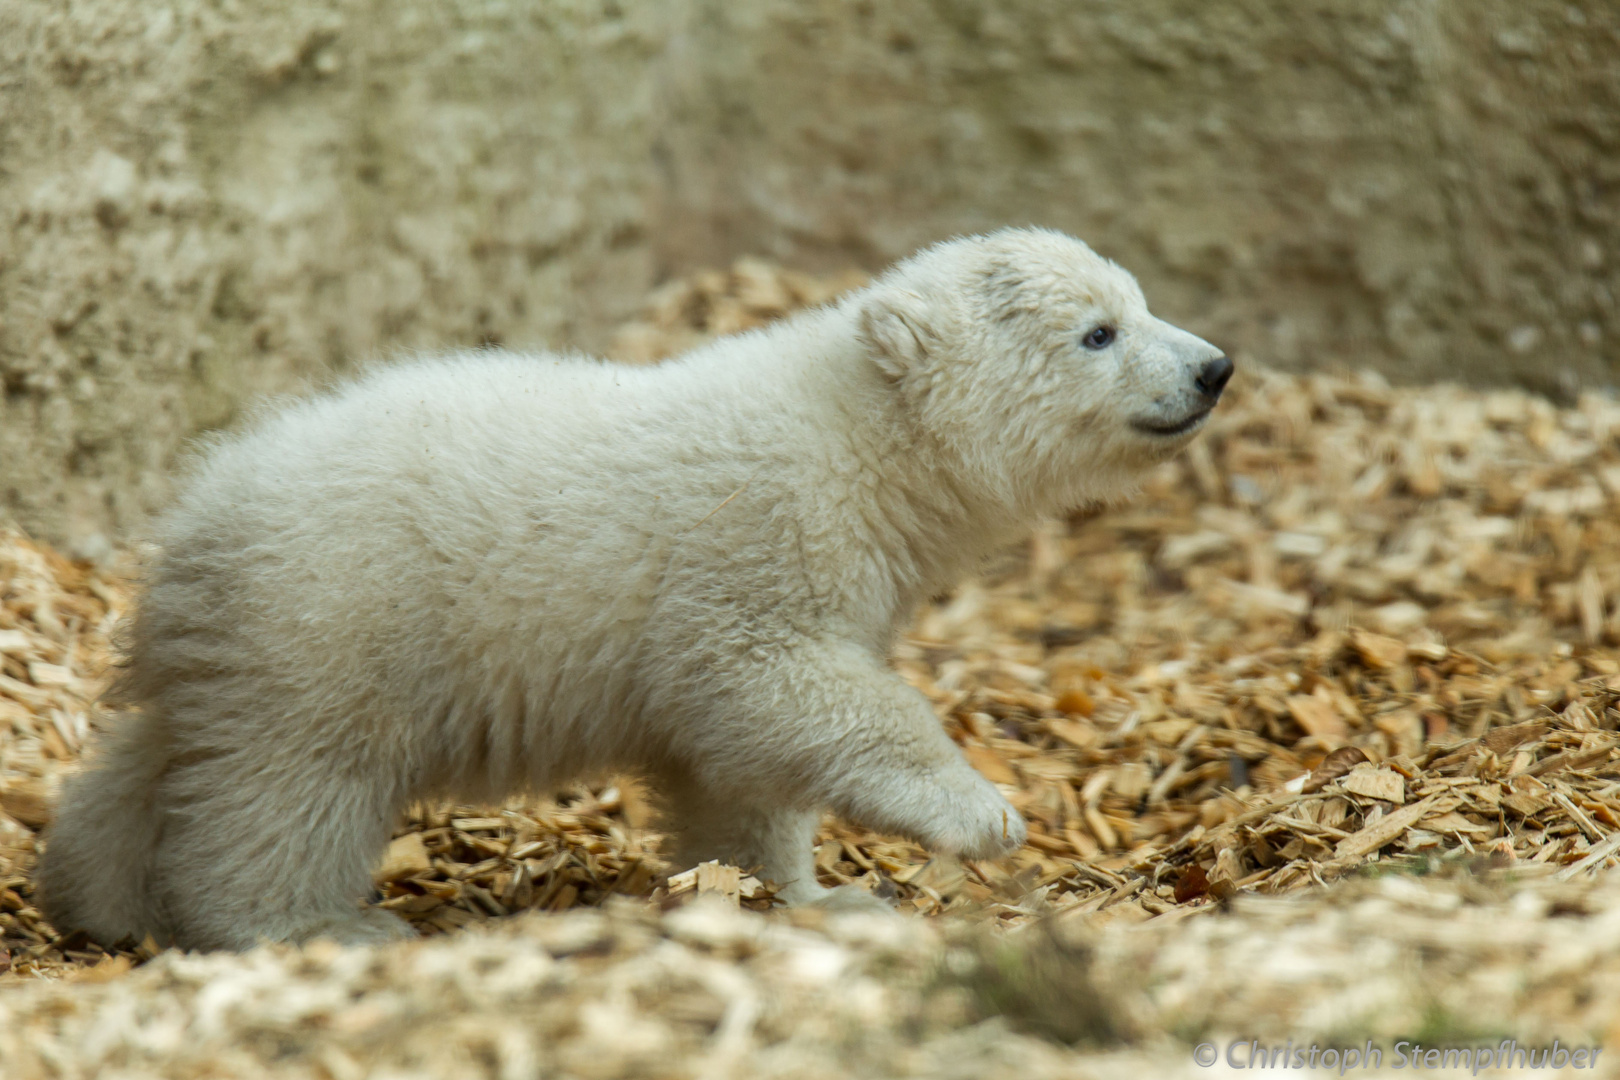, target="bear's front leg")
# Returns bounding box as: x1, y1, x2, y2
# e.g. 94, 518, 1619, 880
669, 641, 1026, 884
